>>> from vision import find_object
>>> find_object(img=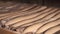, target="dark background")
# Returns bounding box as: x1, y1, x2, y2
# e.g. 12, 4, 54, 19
0, 0, 60, 8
